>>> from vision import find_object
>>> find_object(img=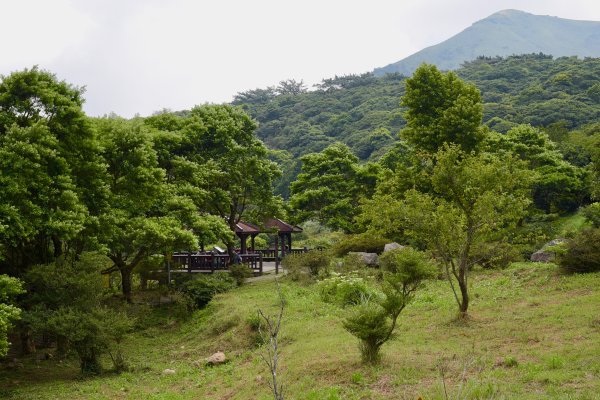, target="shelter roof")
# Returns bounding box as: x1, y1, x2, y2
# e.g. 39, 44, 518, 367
235, 218, 303, 234
234, 221, 261, 234
264, 218, 303, 233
